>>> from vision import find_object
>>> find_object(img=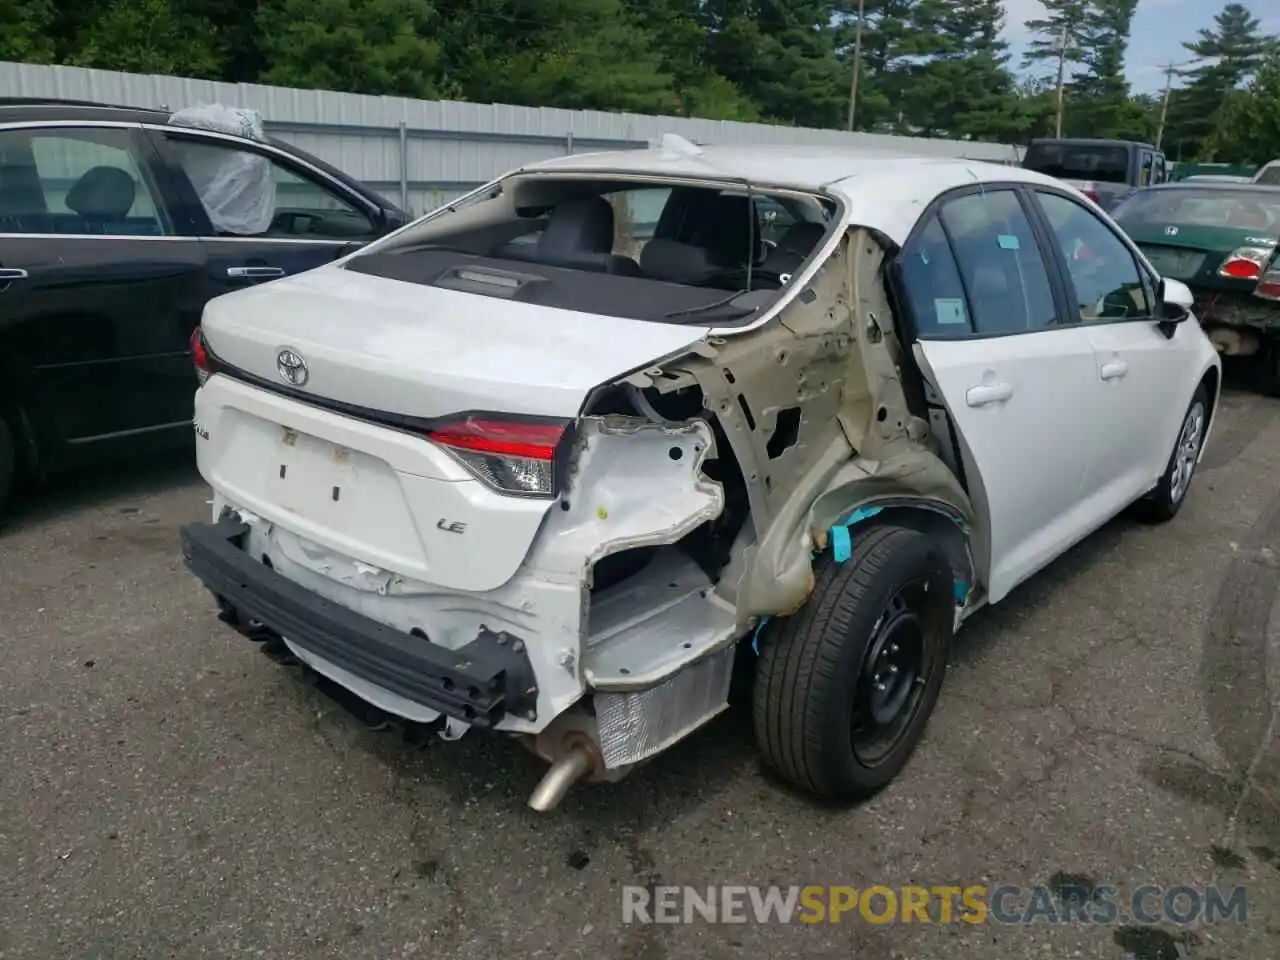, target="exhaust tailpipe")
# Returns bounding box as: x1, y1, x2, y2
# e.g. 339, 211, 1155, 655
527, 746, 594, 812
